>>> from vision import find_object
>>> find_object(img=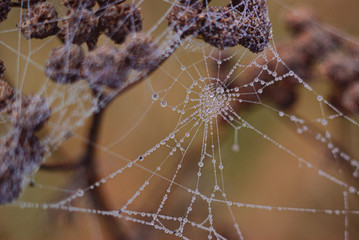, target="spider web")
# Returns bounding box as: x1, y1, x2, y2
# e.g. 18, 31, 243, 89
1, 0, 359, 239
